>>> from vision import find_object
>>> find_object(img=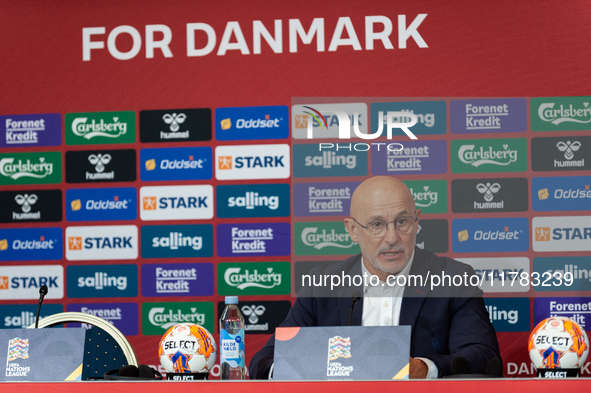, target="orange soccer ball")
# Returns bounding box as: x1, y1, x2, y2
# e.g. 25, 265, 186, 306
158, 323, 217, 374
528, 317, 589, 369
